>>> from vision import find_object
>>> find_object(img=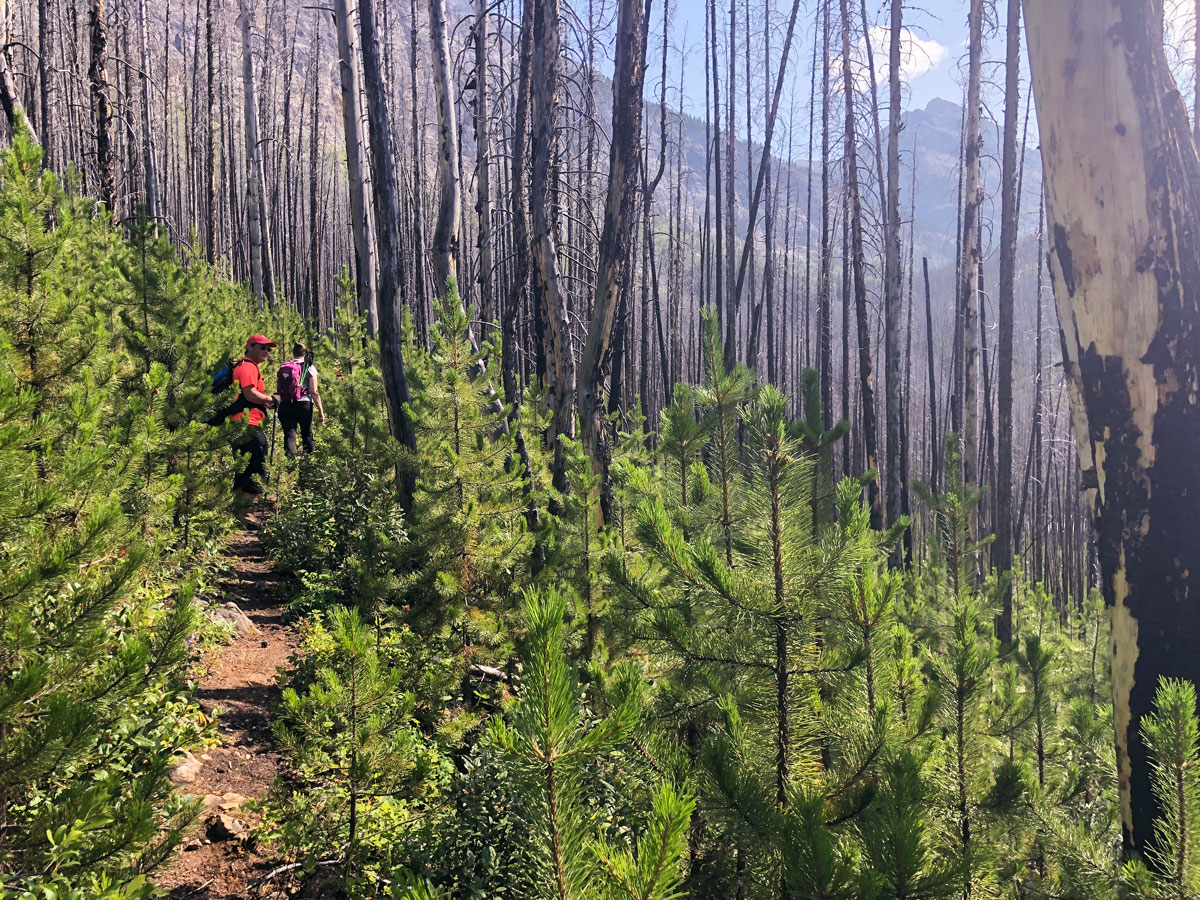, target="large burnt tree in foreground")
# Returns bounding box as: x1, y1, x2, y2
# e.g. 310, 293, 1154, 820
1024, 0, 1200, 860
